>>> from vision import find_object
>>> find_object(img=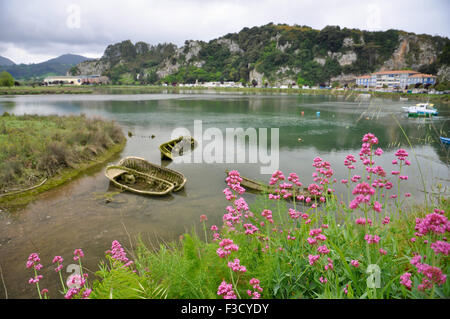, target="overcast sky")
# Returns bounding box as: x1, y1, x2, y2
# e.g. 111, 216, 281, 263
1, 0, 449, 64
